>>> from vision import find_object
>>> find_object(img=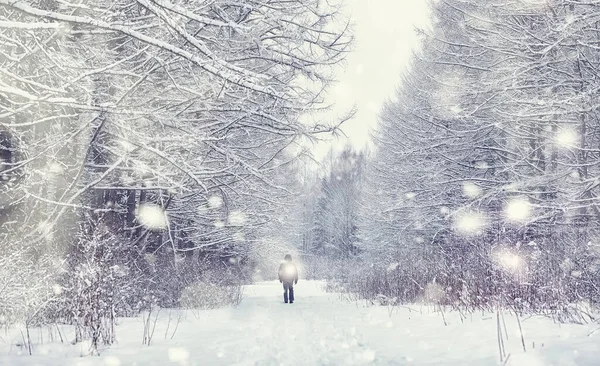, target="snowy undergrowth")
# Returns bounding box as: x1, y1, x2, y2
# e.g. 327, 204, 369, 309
0, 281, 598, 365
